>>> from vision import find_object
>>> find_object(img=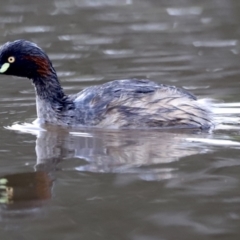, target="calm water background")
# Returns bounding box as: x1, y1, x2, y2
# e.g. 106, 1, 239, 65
0, 0, 240, 239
